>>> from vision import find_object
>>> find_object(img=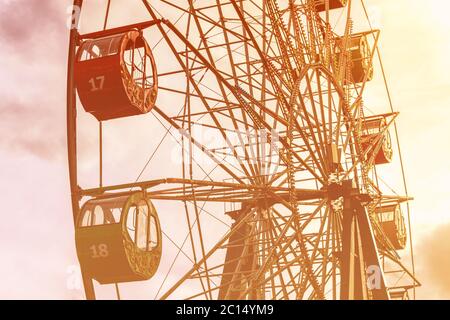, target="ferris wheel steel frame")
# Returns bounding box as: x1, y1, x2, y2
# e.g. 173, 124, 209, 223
67, 0, 419, 300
